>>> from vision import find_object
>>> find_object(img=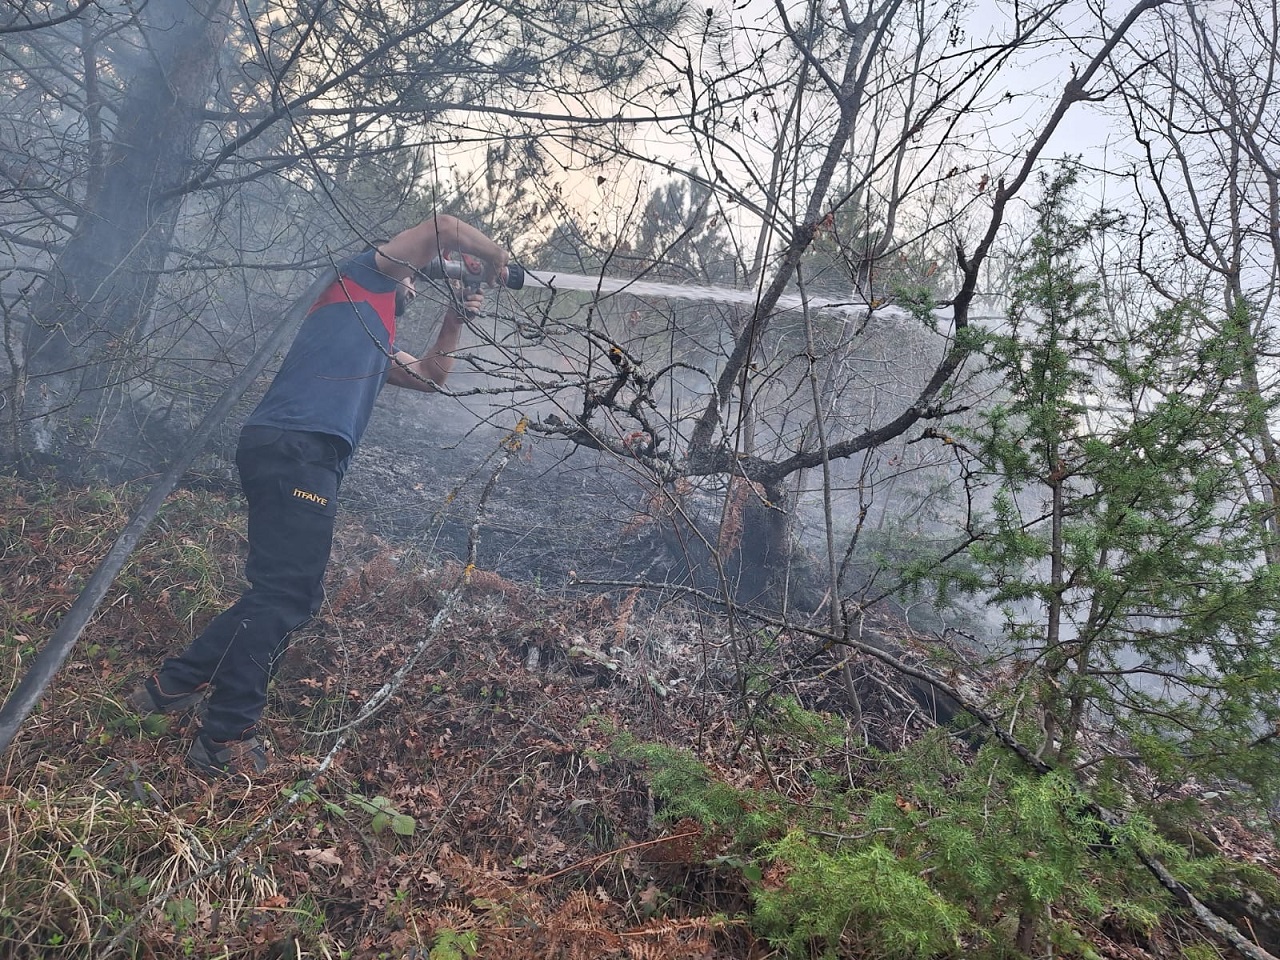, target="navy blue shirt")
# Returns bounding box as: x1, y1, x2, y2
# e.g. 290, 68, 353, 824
245, 250, 399, 454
